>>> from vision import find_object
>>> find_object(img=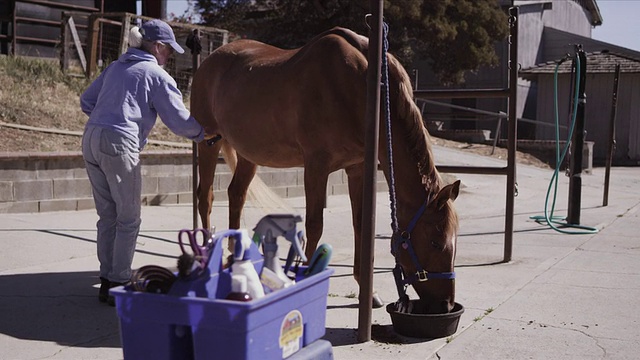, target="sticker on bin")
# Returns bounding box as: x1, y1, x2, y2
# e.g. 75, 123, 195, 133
280, 310, 303, 358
